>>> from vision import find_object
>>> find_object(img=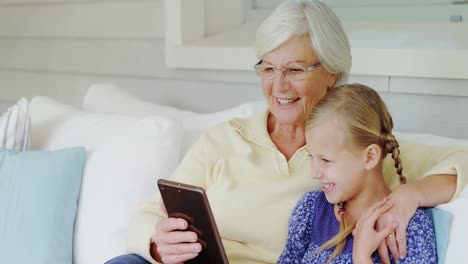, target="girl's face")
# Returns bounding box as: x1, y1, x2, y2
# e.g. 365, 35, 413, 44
305, 118, 367, 204
260, 35, 337, 126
